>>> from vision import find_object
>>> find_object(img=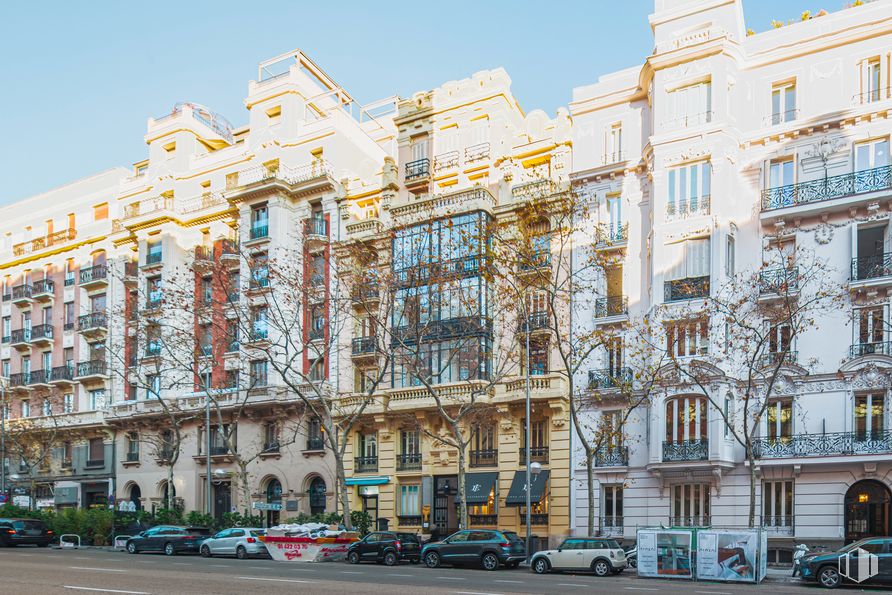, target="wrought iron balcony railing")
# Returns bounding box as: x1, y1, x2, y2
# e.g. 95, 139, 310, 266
76, 360, 107, 377
352, 337, 376, 356
759, 350, 797, 368
351, 283, 379, 302
9, 372, 30, 387
519, 513, 549, 525
664, 111, 713, 129
762, 109, 800, 127
78, 312, 107, 331
602, 151, 624, 165
852, 252, 892, 281
595, 224, 628, 246
667, 195, 711, 219
398, 515, 423, 526
13, 228, 77, 257
599, 516, 624, 533
469, 449, 498, 468
759, 267, 799, 294
669, 515, 711, 527
250, 223, 269, 240
853, 87, 891, 105
11, 284, 32, 301
354, 456, 378, 473
433, 151, 459, 171
519, 311, 549, 333
464, 142, 490, 162
662, 439, 708, 462
405, 158, 430, 180
588, 367, 632, 390
519, 446, 549, 464
126, 452, 140, 463
760, 515, 794, 531
594, 296, 628, 318
851, 341, 892, 357
664, 276, 710, 302
30, 324, 53, 342
51, 365, 75, 382
753, 430, 892, 458
396, 453, 422, 471
594, 446, 628, 467
32, 279, 54, 296
79, 264, 108, 285
304, 218, 328, 237
145, 249, 163, 266
10, 328, 30, 344
762, 165, 892, 211
306, 437, 324, 451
